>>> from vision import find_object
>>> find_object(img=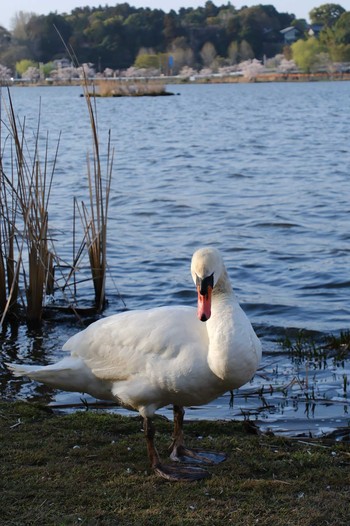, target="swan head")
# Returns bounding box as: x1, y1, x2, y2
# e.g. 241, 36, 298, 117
191, 247, 224, 322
